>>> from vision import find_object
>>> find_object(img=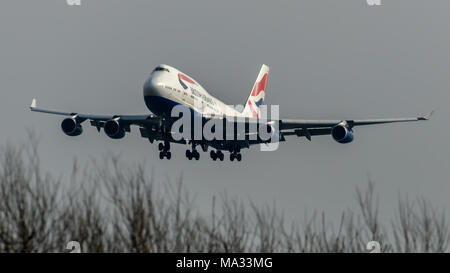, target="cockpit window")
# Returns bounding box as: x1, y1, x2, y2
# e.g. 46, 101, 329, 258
152, 66, 170, 74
